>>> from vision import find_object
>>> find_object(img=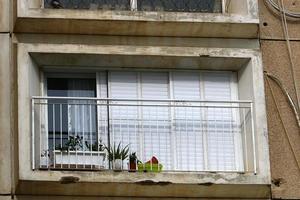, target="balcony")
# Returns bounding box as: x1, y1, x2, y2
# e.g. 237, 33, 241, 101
32, 96, 256, 173
15, 0, 259, 38
43, 0, 222, 13
15, 43, 270, 198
